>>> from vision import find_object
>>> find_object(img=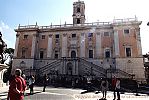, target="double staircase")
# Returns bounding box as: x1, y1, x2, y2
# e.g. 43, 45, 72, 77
35, 57, 133, 79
